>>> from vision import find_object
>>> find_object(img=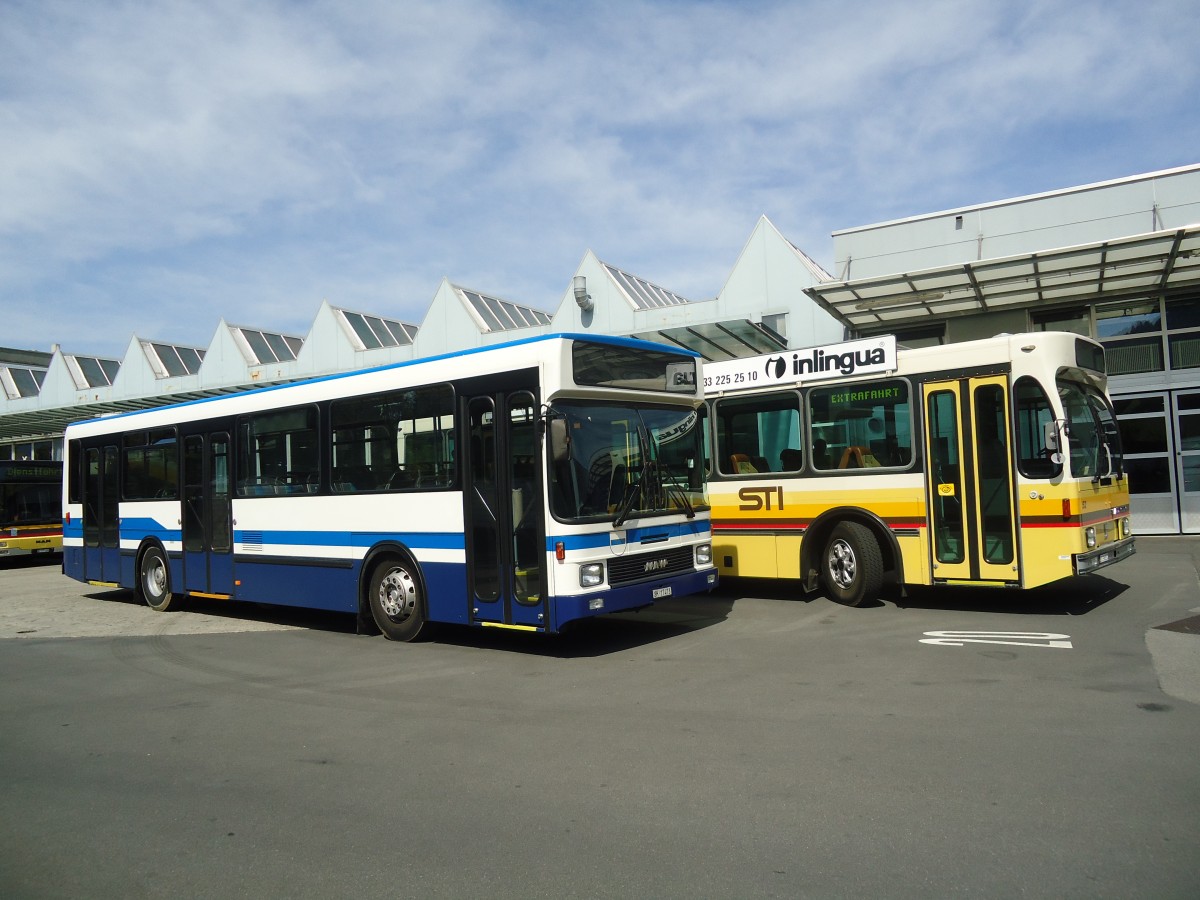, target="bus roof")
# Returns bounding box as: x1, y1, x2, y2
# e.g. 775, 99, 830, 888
63, 332, 698, 437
